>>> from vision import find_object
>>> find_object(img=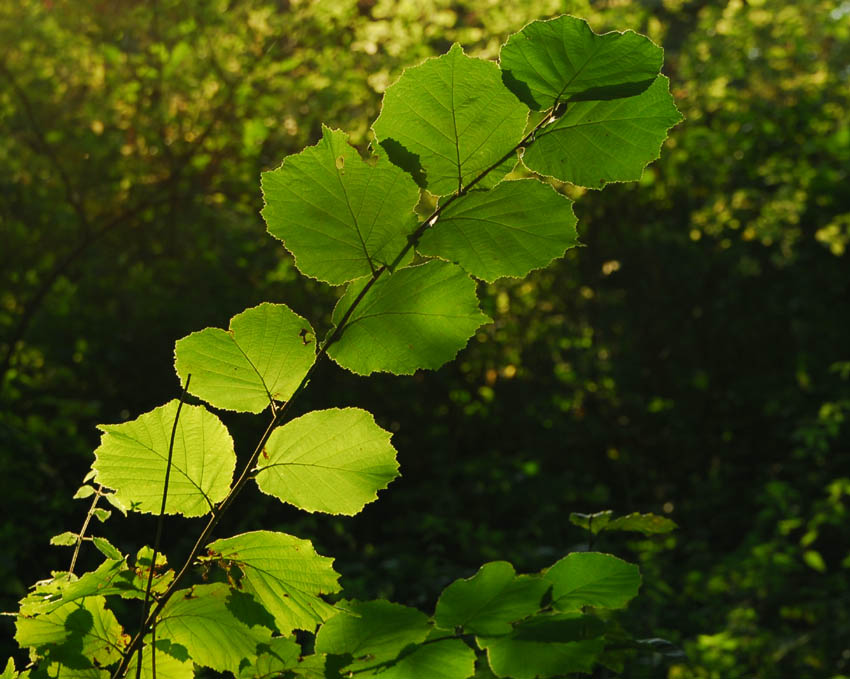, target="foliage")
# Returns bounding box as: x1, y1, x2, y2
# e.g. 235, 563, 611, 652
2, 0, 849, 678
4, 12, 682, 679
